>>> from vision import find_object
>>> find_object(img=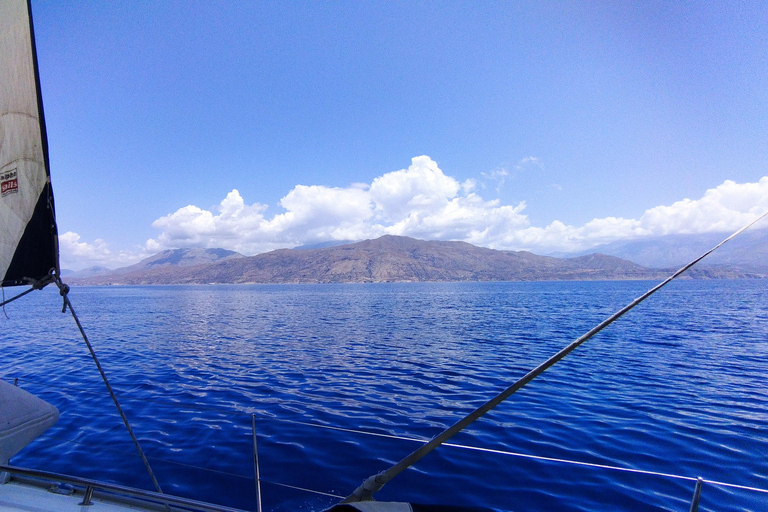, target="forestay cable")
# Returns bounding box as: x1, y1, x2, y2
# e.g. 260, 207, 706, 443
54, 278, 165, 498
343, 210, 768, 503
